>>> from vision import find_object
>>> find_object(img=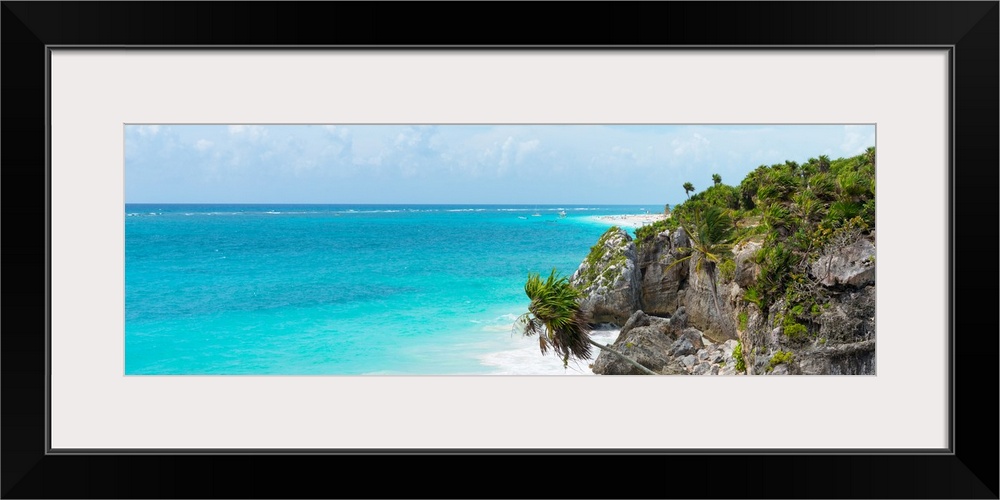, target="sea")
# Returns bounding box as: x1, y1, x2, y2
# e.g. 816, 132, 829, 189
124, 204, 659, 375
